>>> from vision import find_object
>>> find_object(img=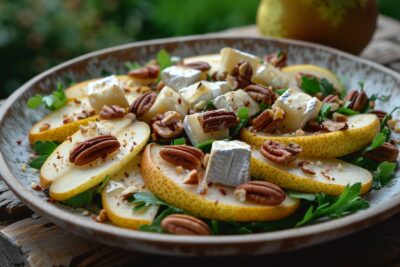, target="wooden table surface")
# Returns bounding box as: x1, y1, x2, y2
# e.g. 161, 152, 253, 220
1, 15, 400, 267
